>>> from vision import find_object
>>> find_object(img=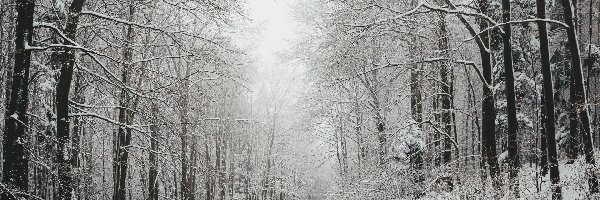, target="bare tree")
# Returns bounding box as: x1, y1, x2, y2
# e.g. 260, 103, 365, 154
537, 0, 562, 198
2, 0, 35, 199
559, 0, 599, 193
